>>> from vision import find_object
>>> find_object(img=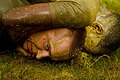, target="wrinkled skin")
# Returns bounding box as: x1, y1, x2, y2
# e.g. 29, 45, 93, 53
84, 24, 106, 54
1, 0, 99, 47
17, 28, 79, 60
0, 0, 99, 59
17, 7, 120, 60
84, 8, 120, 54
